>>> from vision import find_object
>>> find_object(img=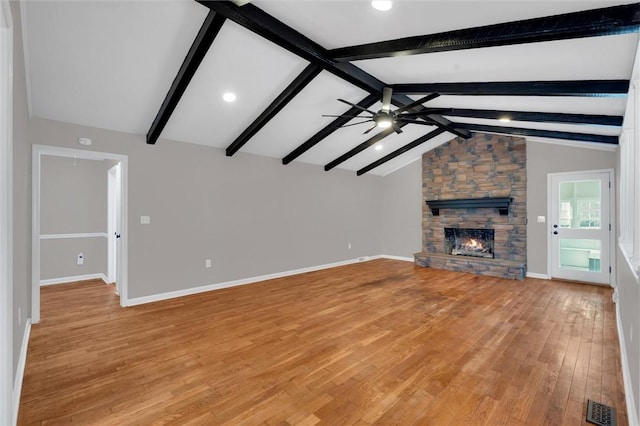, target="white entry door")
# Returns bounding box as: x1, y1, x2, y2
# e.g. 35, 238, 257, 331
550, 171, 611, 285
